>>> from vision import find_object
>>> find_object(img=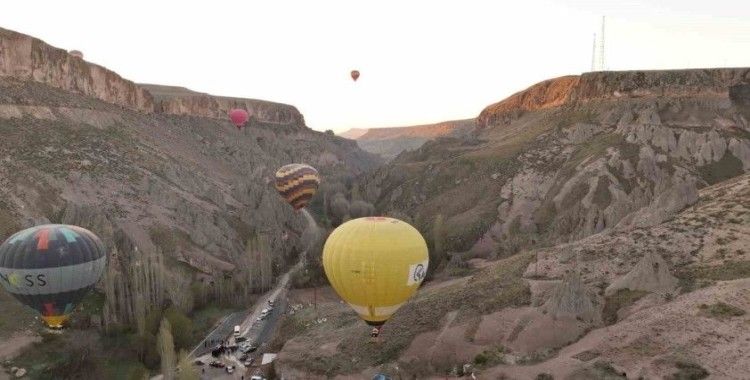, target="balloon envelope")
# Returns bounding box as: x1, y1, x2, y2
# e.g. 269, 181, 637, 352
229, 109, 250, 129
351, 70, 360, 81
274, 164, 321, 210
322, 217, 429, 326
0, 224, 107, 328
